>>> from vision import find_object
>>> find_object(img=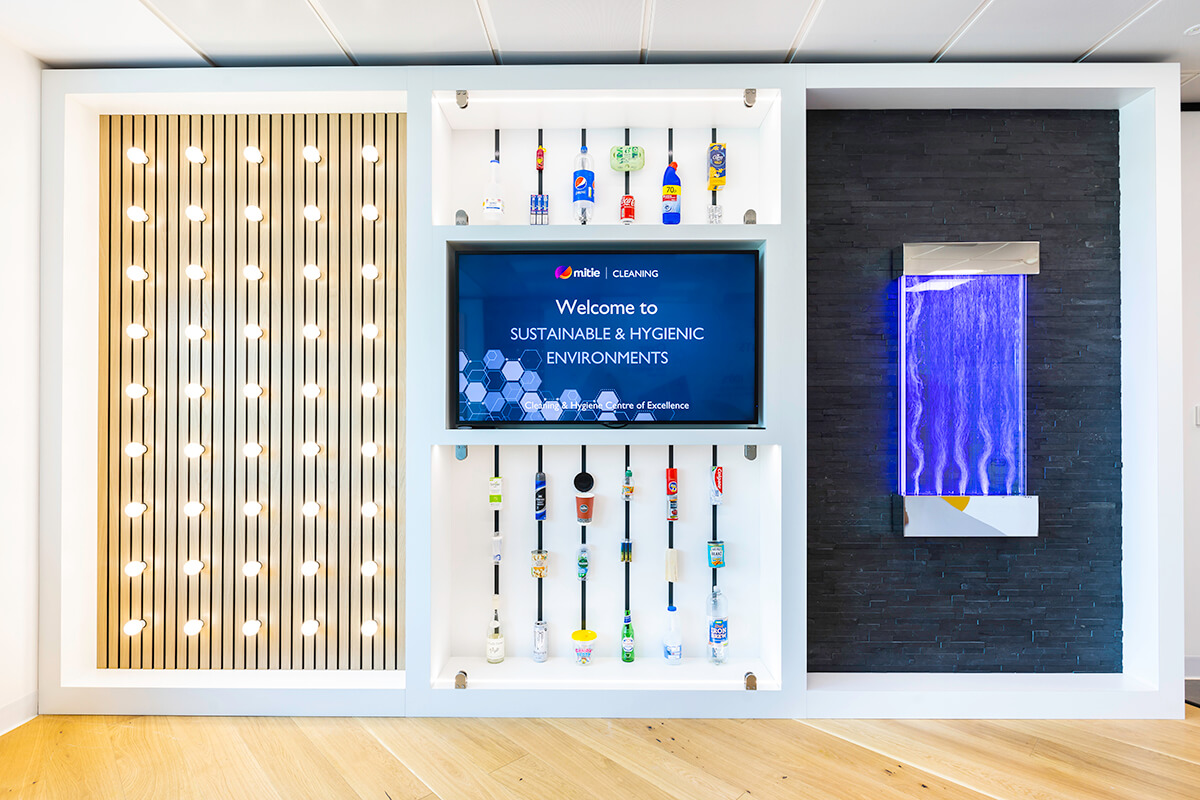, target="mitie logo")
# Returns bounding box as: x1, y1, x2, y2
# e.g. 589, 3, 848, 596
554, 265, 601, 279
